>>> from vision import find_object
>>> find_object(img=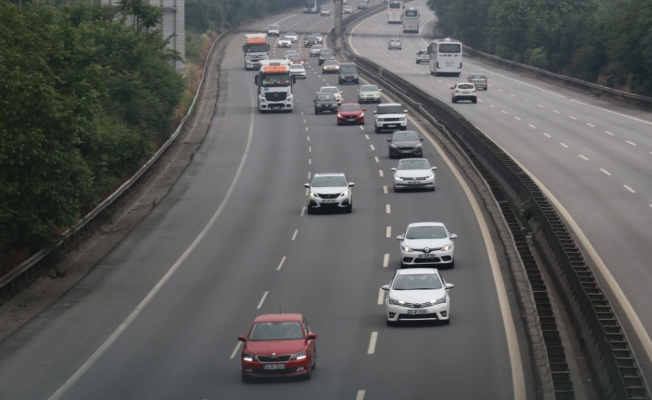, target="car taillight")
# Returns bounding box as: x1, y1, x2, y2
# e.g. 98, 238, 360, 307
485, 78, 488, 82
472, 90, 476, 93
